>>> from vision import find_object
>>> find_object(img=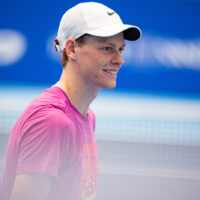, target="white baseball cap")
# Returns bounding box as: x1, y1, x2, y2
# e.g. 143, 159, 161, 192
56, 2, 141, 52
